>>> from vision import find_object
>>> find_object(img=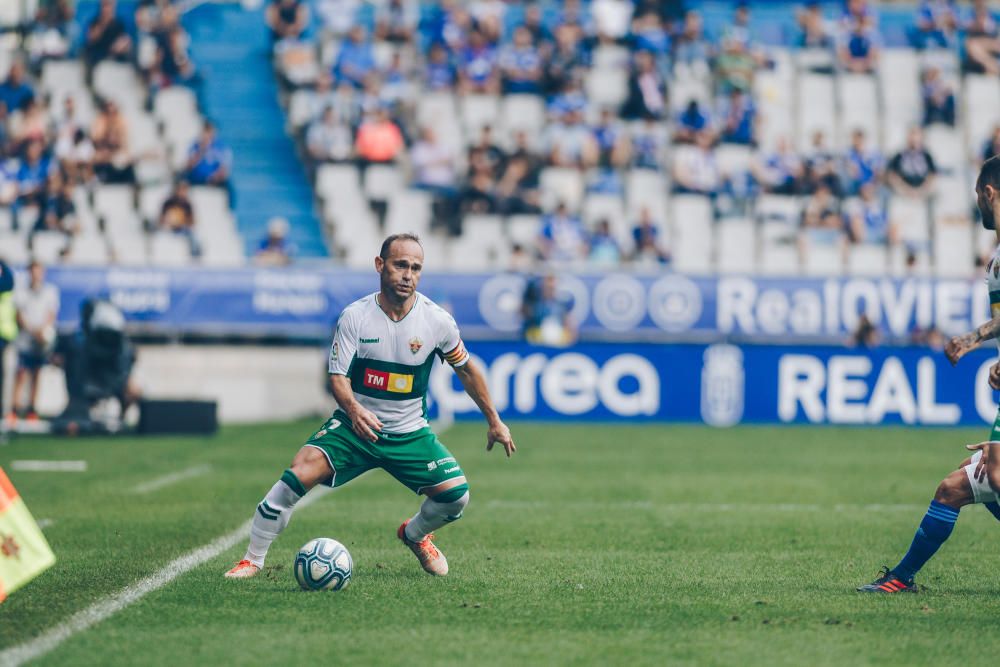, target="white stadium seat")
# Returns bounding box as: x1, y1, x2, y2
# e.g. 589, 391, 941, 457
506, 214, 542, 247
66, 234, 110, 266
30, 231, 68, 264
934, 219, 974, 278
796, 74, 836, 152
364, 164, 403, 202
150, 232, 192, 267
670, 195, 714, 274
716, 217, 756, 274
384, 189, 432, 236
0, 233, 29, 265
846, 243, 889, 276
539, 167, 584, 211
836, 74, 879, 150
